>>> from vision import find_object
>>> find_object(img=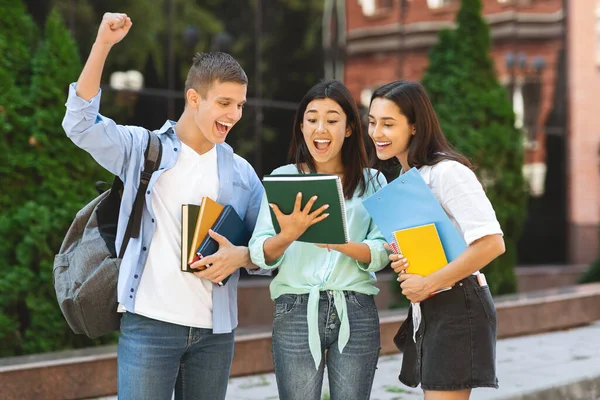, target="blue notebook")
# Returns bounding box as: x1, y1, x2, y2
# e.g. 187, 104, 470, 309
362, 167, 467, 262
193, 205, 250, 286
